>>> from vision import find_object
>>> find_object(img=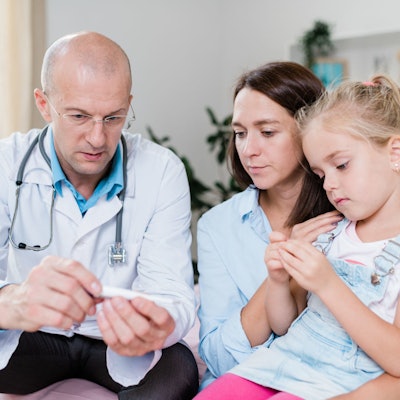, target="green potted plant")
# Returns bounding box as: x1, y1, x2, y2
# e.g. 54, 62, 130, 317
147, 107, 240, 216
300, 20, 334, 69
